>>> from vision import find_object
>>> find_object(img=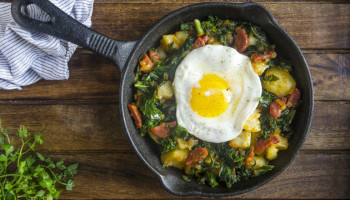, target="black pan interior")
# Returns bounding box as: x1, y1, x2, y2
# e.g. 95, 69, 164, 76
120, 2, 313, 196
